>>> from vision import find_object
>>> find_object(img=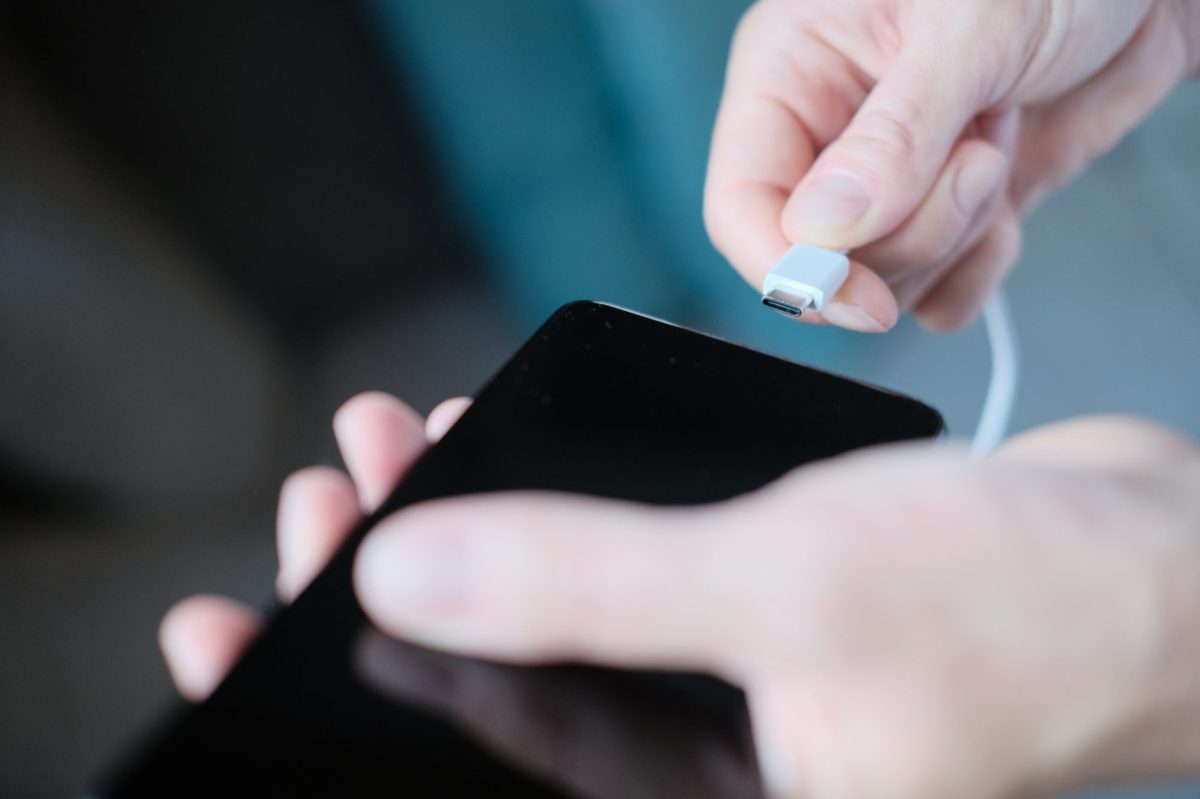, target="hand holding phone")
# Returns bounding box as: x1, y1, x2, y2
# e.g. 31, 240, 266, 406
134, 304, 1200, 799
164, 391, 761, 798
100, 302, 945, 798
